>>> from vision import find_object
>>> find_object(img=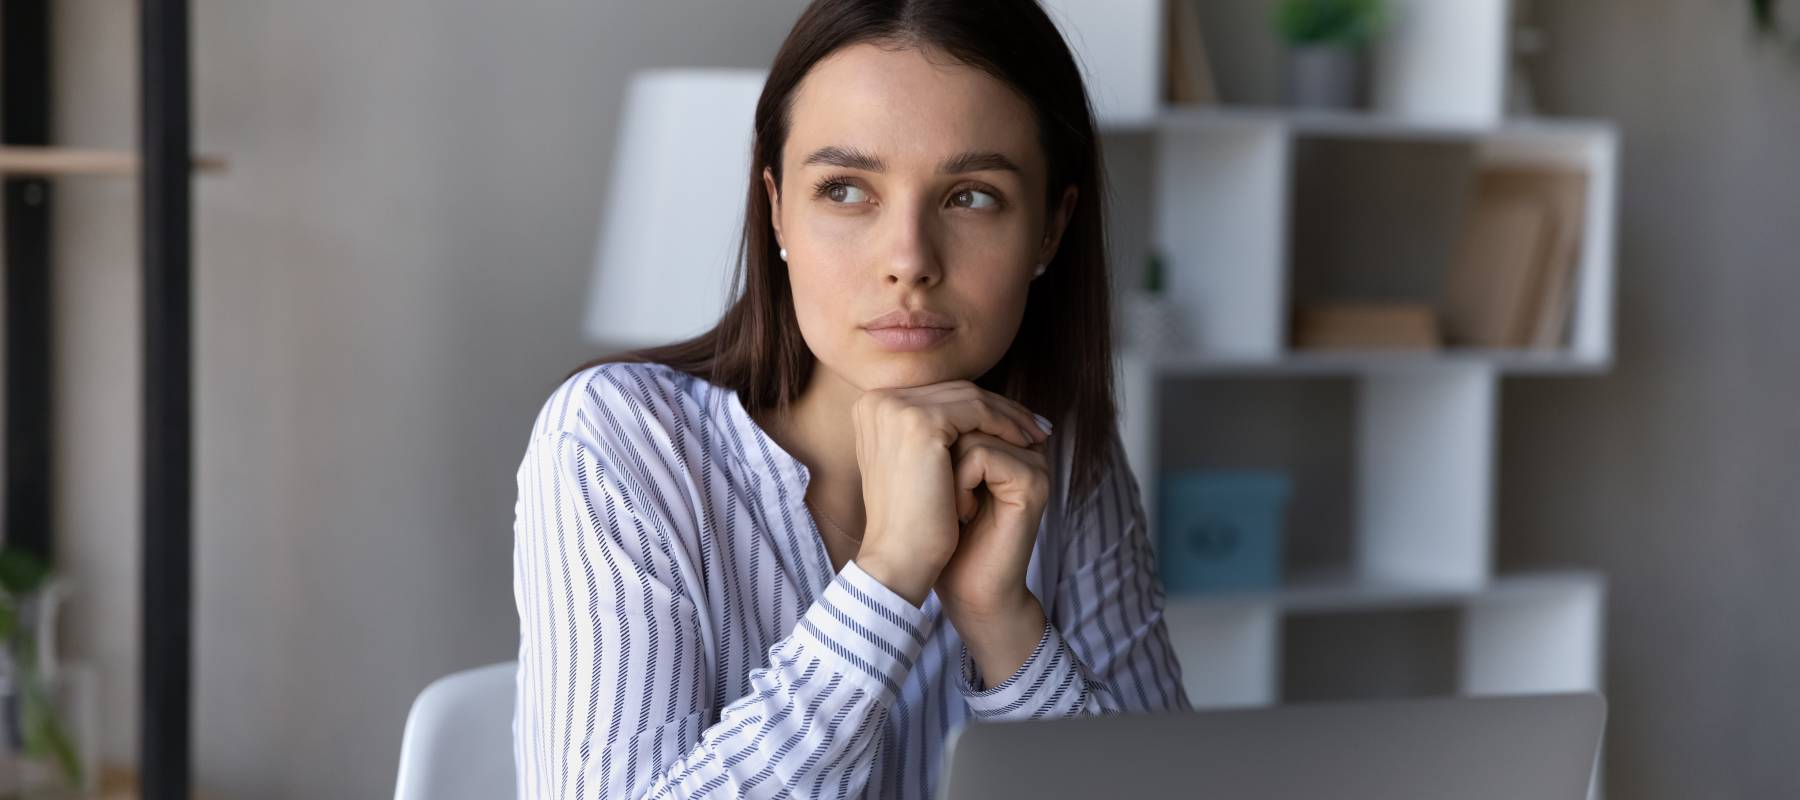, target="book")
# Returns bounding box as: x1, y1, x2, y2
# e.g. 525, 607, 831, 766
1165, 0, 1219, 106
1443, 166, 1587, 349
1523, 170, 1588, 349
1294, 301, 1443, 351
